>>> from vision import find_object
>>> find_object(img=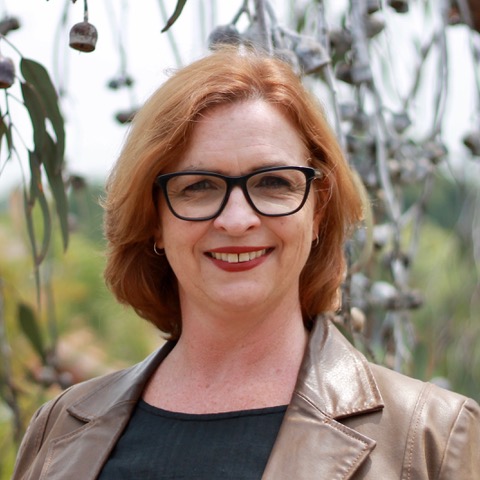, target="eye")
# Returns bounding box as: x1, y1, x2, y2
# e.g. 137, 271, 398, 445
183, 179, 219, 192
168, 174, 225, 199
254, 174, 293, 190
